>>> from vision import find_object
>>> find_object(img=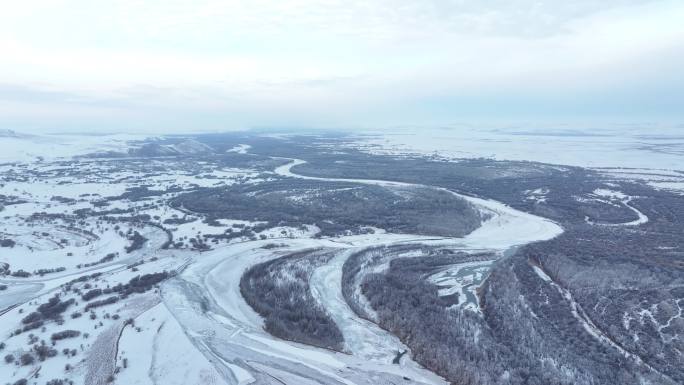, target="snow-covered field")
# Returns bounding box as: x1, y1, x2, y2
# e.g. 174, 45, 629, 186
168, 237, 450, 385
0, 145, 565, 383
0, 134, 295, 384
114, 303, 229, 385
589, 189, 649, 226
0, 132, 146, 163
428, 260, 494, 312
354, 125, 684, 169
275, 158, 564, 249
3, 129, 676, 384
151, 158, 562, 384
